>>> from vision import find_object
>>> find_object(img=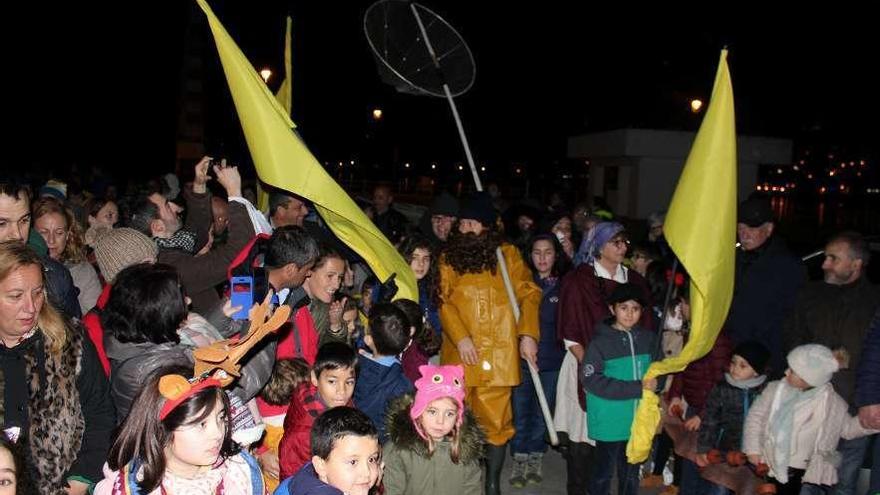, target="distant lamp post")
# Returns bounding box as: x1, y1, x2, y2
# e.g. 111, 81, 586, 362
690, 99, 703, 113
260, 68, 272, 83
372, 108, 383, 120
